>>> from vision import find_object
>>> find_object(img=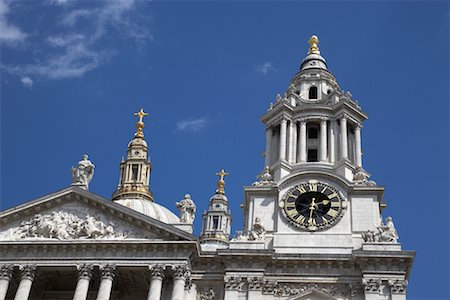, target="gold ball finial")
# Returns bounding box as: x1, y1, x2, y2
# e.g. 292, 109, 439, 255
308, 35, 320, 54
215, 169, 229, 194
134, 108, 149, 138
